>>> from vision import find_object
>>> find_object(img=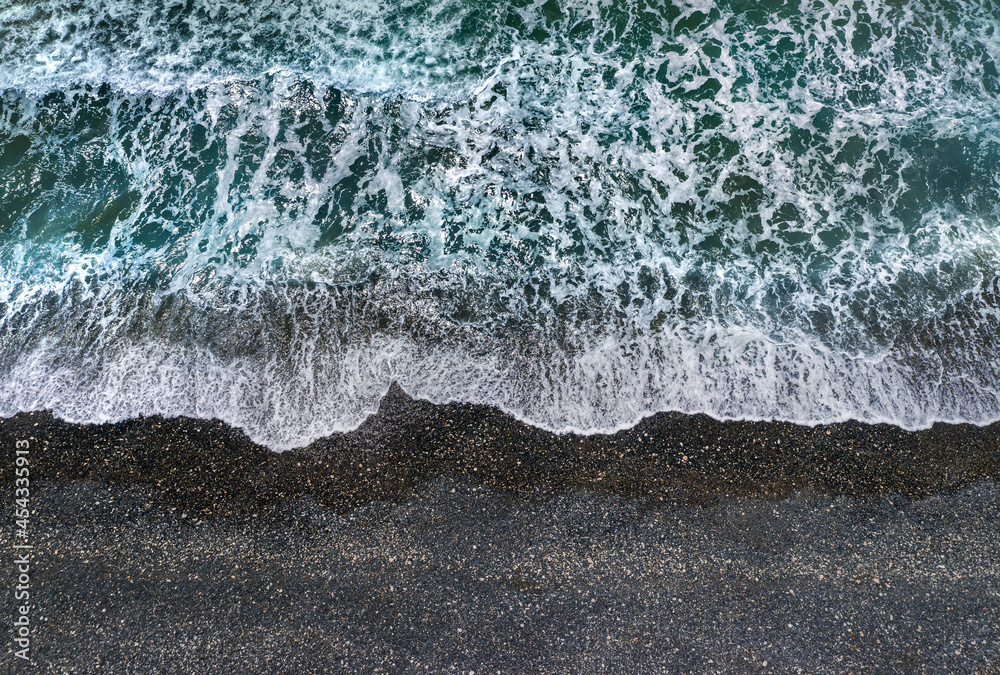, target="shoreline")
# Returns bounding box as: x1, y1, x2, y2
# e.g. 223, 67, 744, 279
2, 386, 999, 671
3, 383, 999, 513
